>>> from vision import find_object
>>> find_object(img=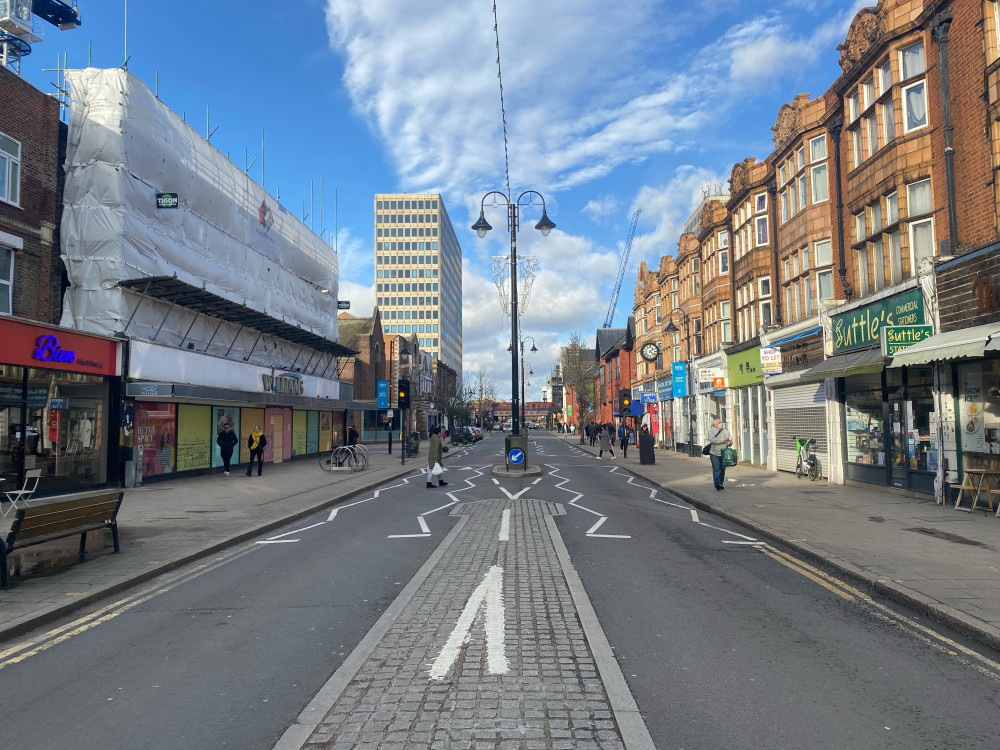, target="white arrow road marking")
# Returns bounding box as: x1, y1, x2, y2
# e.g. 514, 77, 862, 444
499, 510, 510, 541
498, 486, 530, 501
429, 565, 508, 680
